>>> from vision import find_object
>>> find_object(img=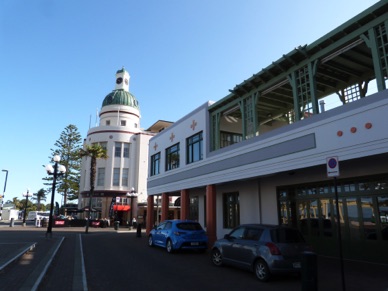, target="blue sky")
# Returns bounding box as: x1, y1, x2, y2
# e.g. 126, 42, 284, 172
0, 0, 379, 206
